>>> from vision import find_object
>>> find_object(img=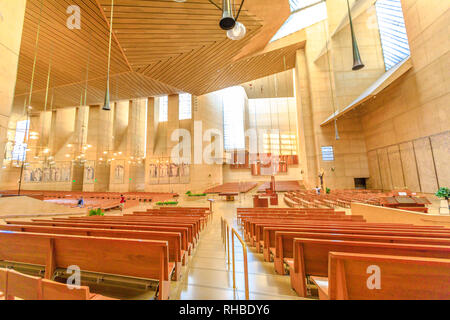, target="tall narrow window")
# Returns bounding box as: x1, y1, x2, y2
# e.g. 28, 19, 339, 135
159, 95, 168, 122
12, 120, 29, 161
321, 146, 334, 161
179, 93, 192, 120
375, 0, 410, 70
222, 86, 246, 151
